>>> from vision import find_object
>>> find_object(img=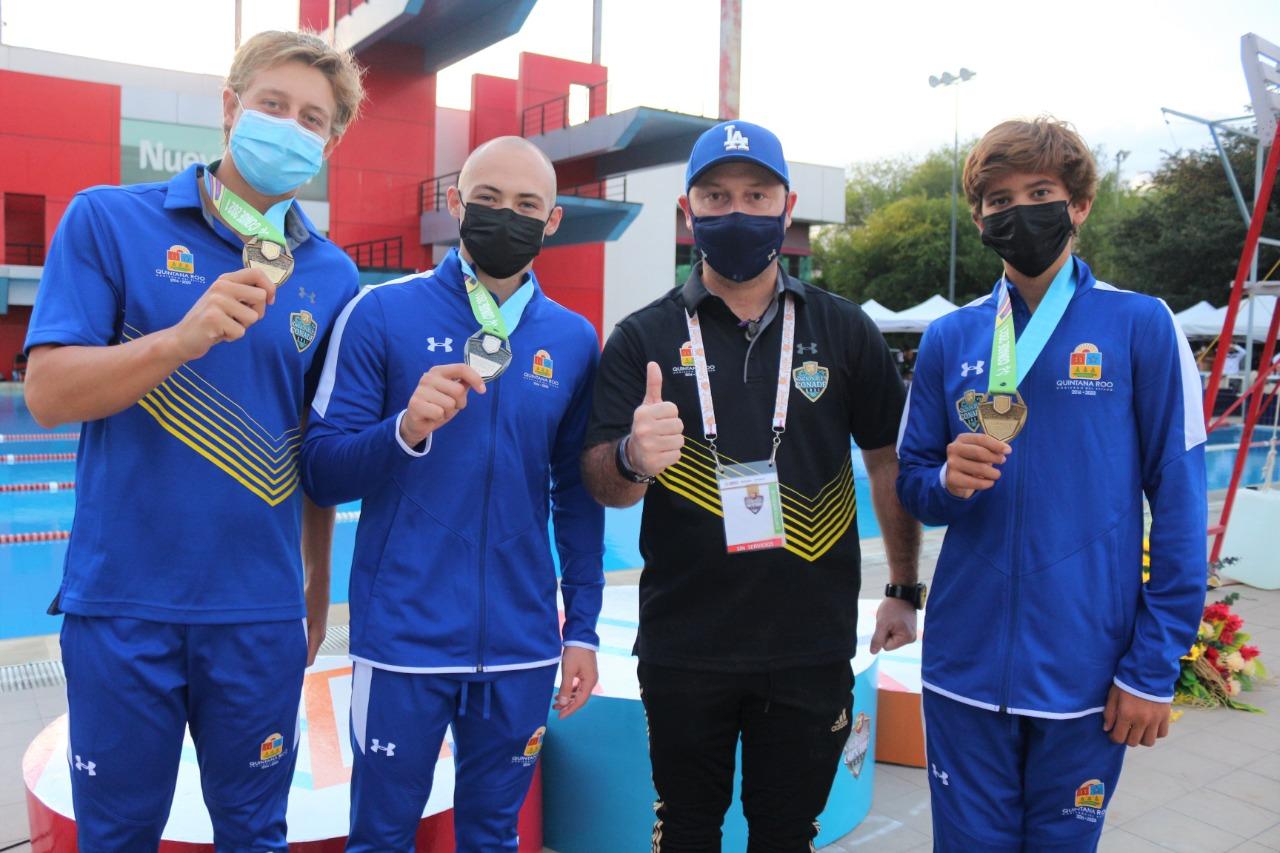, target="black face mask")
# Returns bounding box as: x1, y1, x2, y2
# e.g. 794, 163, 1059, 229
459, 203, 548, 279
980, 200, 1074, 278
